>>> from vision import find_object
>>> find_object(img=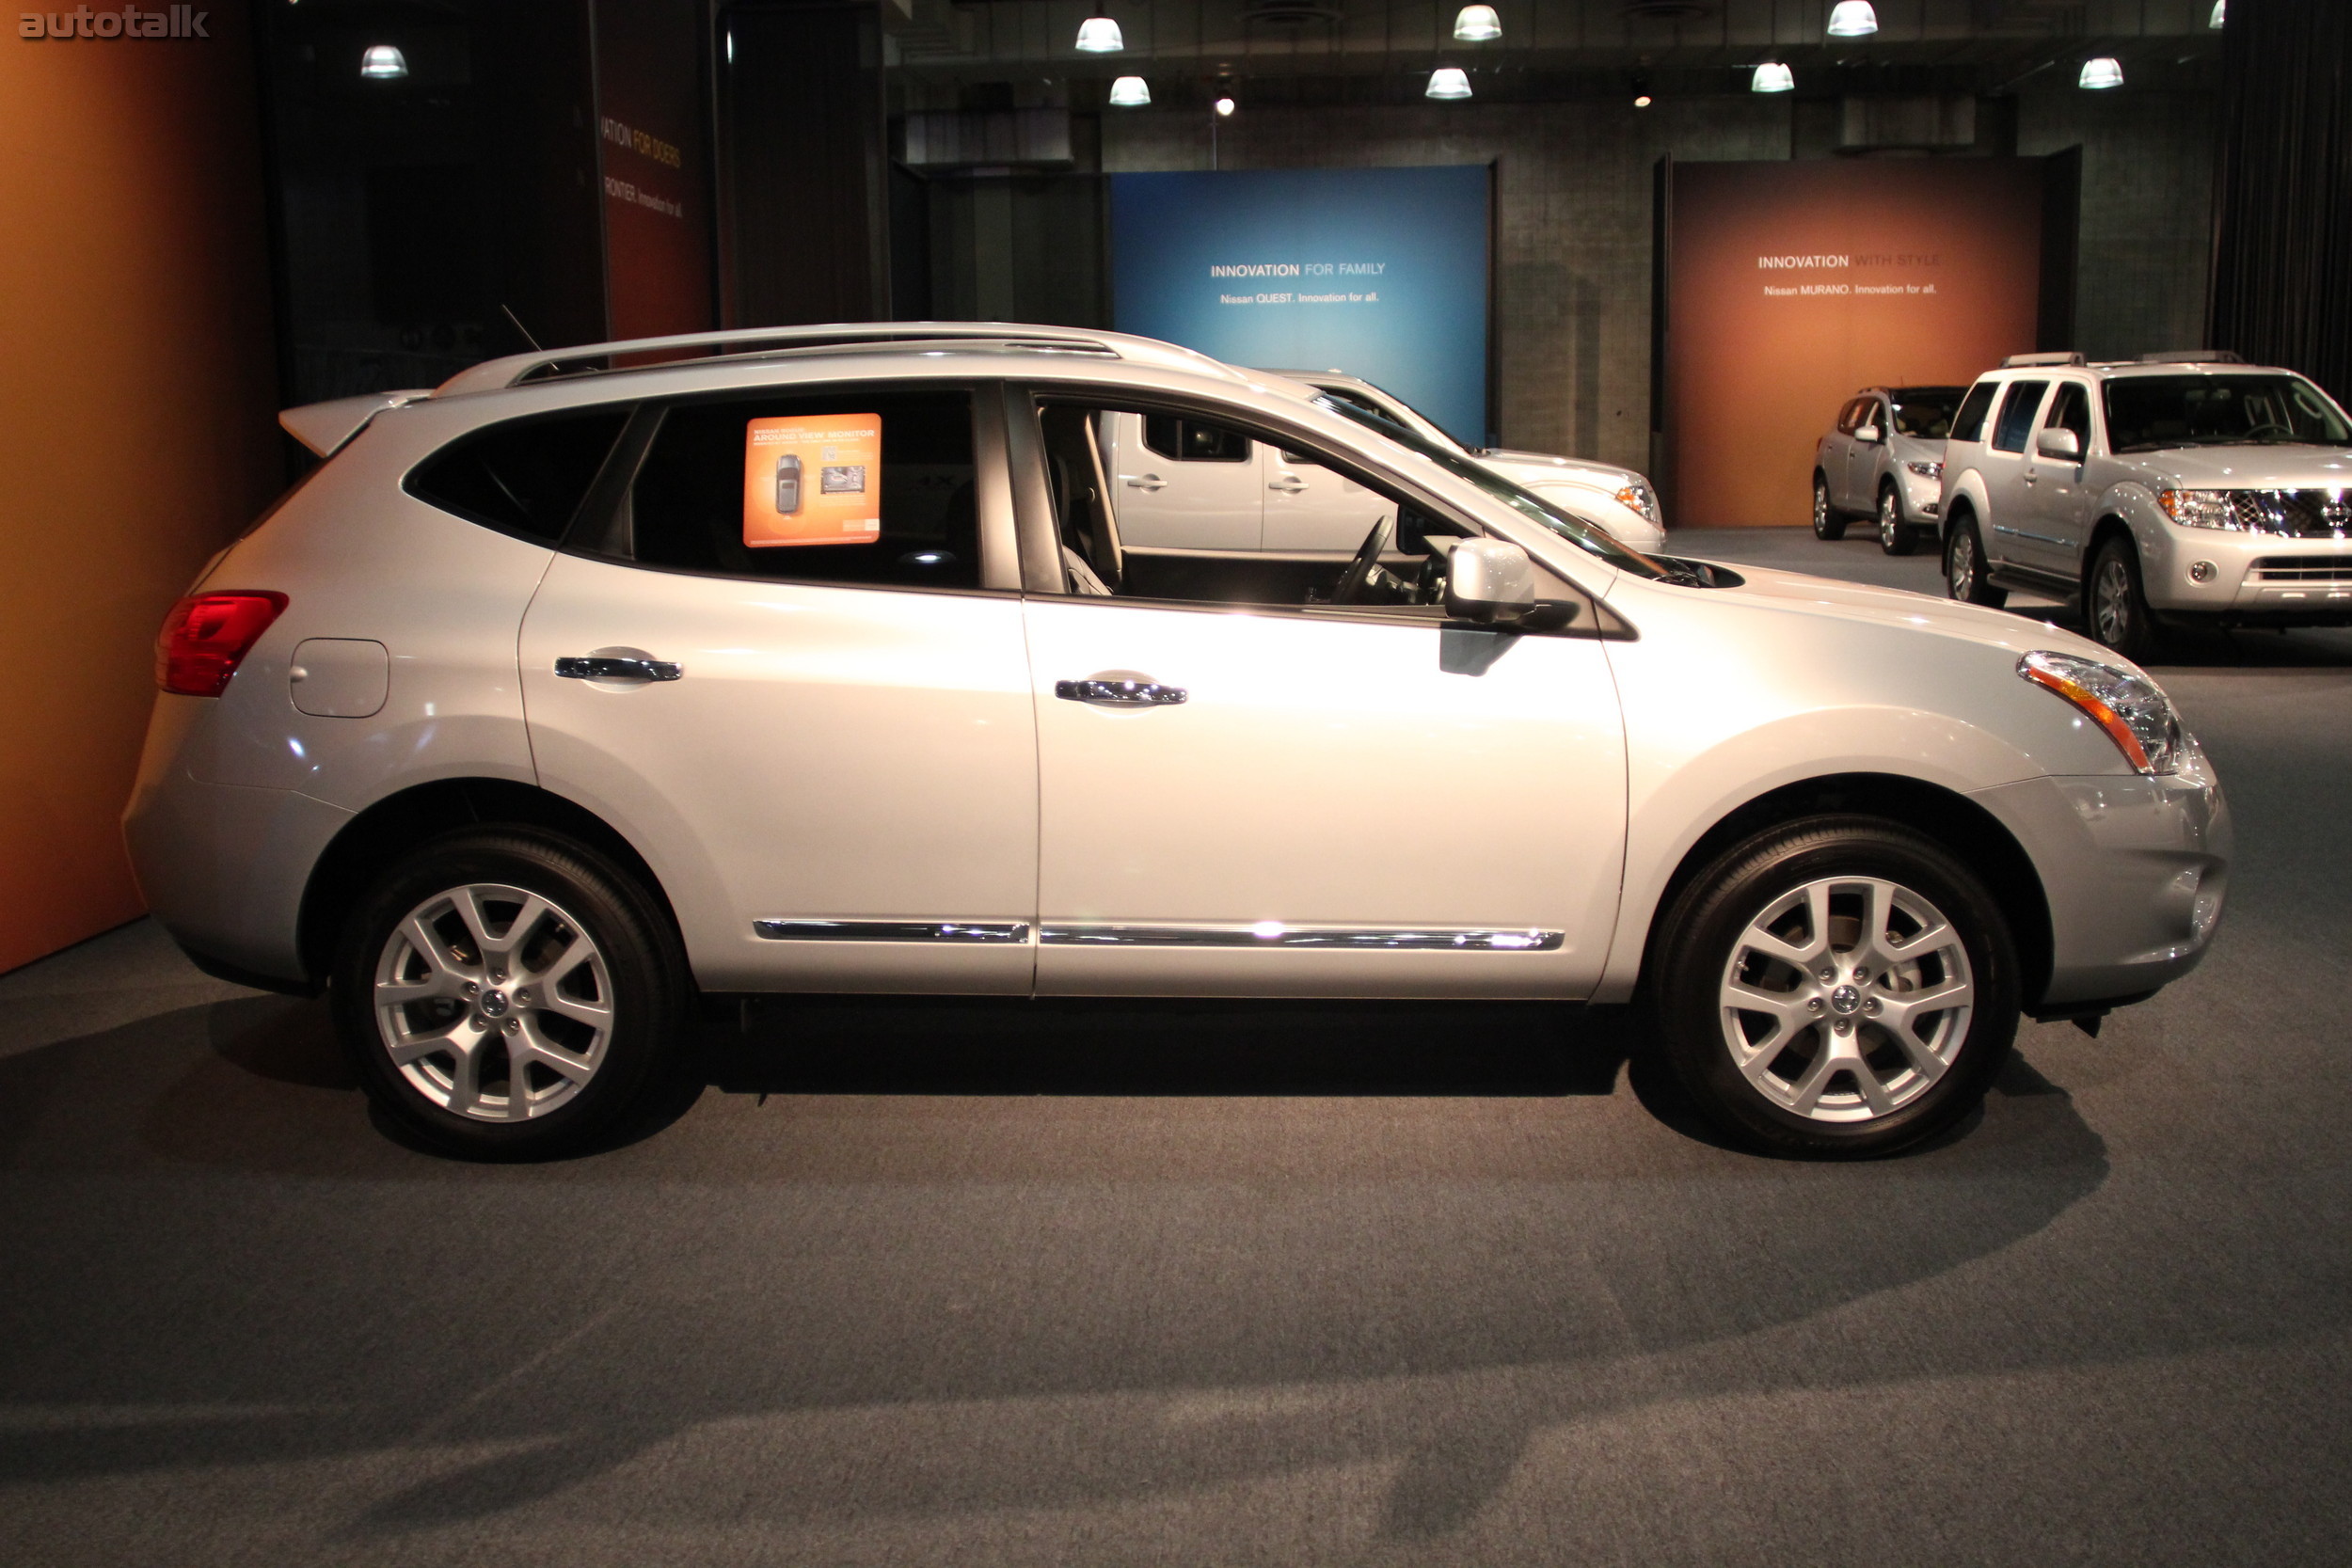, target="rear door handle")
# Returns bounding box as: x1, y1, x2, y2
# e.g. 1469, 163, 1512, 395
1055, 677, 1186, 707
1267, 475, 1308, 494
556, 656, 683, 681
1124, 473, 1167, 492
